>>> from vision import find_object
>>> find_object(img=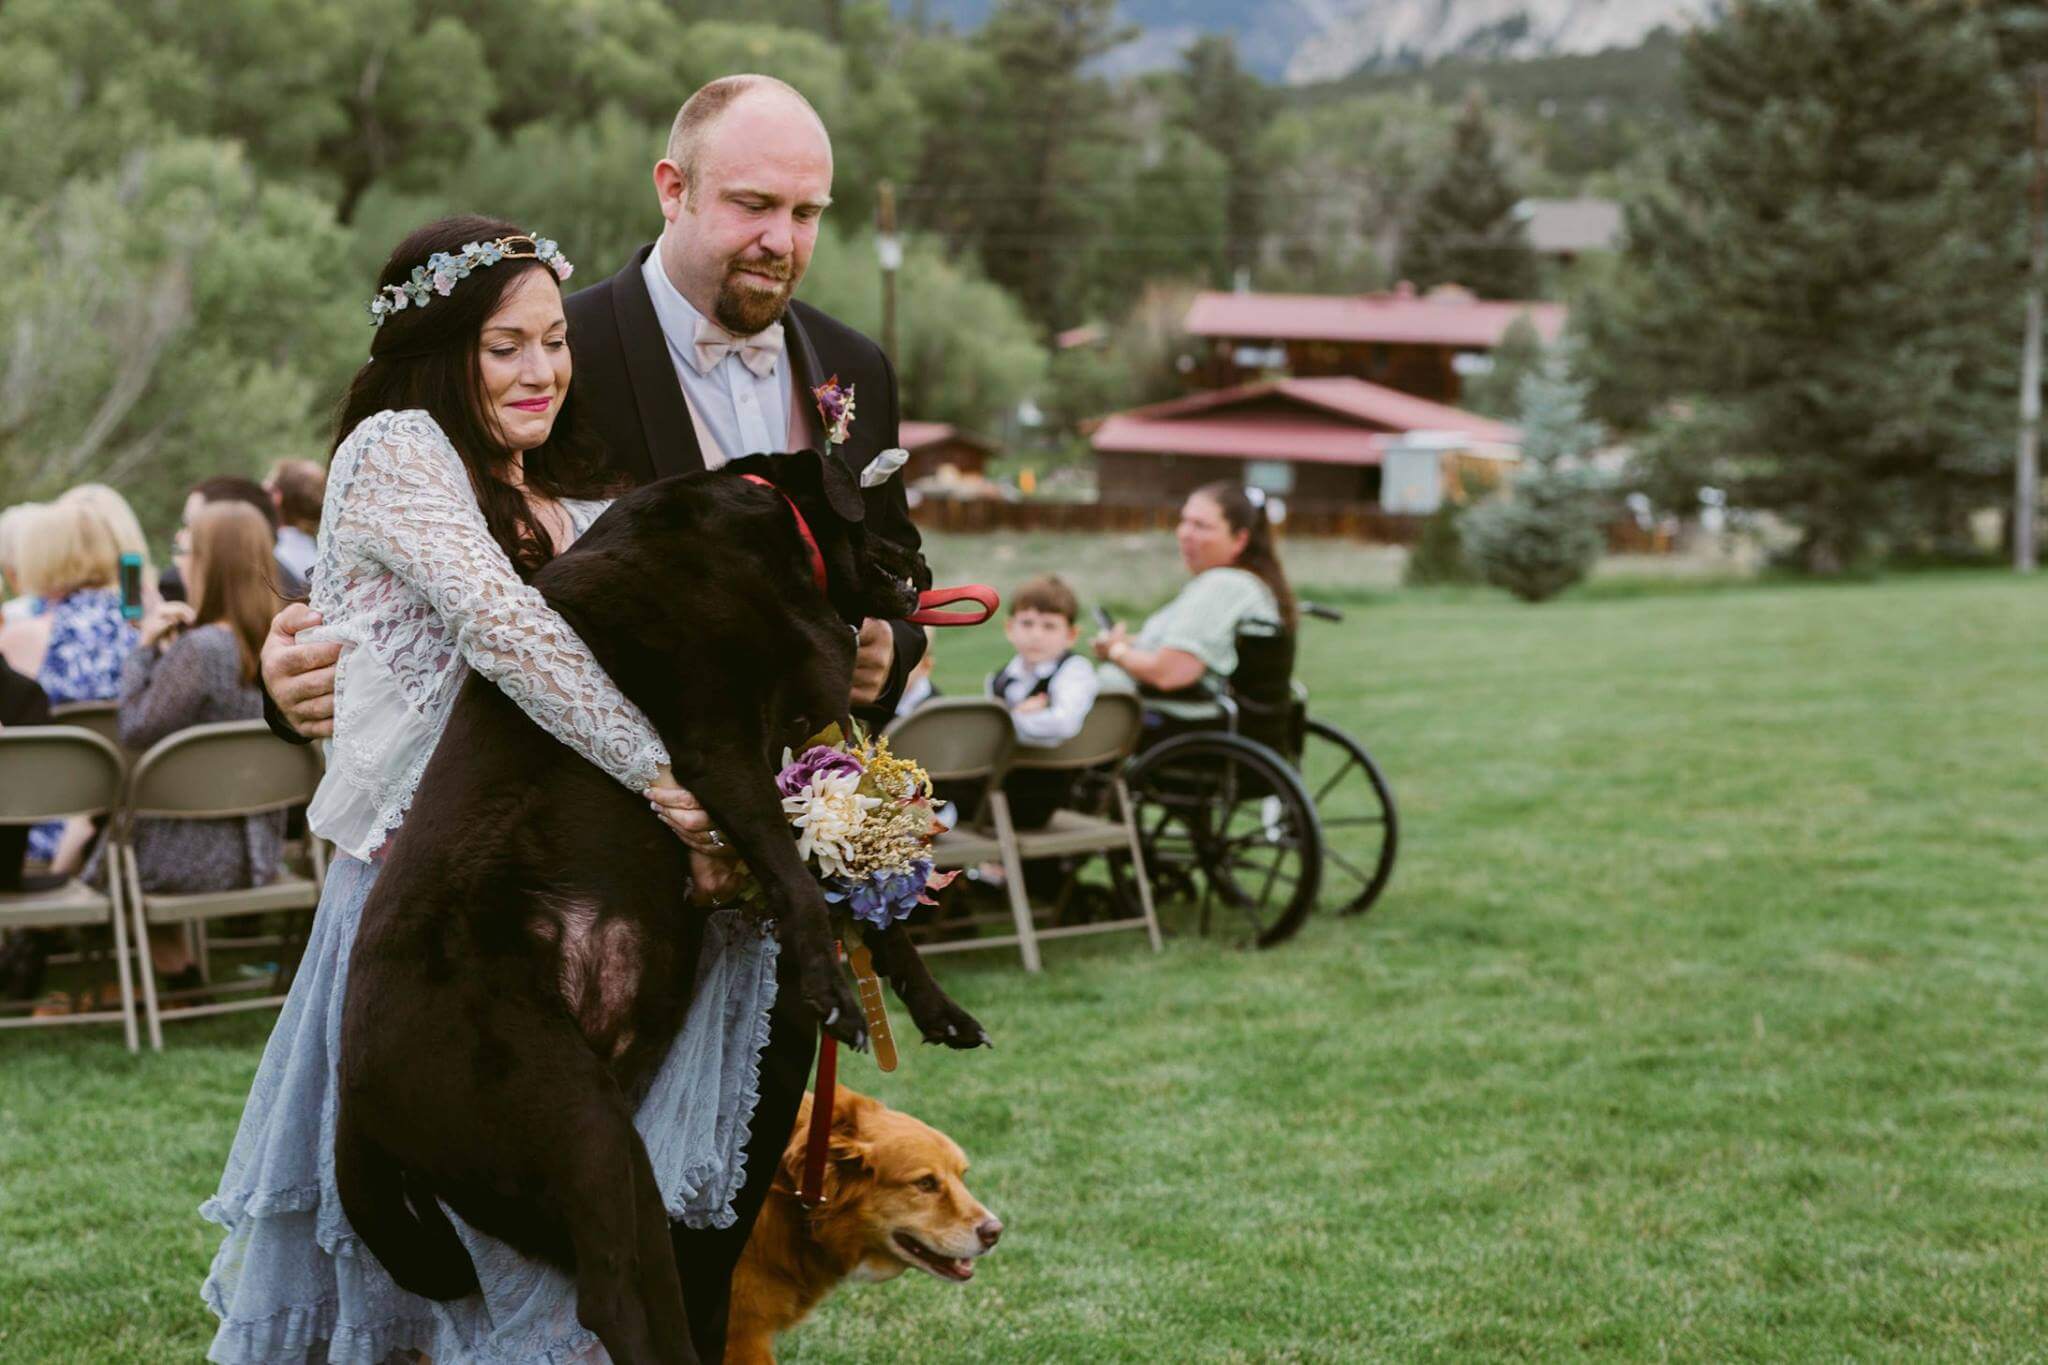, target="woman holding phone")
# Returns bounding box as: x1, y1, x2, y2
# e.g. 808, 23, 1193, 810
58, 483, 159, 617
